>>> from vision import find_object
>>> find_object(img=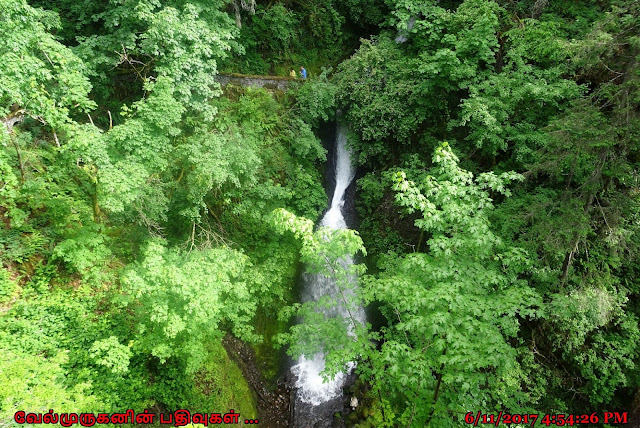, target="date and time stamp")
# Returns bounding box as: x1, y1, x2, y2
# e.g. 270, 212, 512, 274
464, 411, 629, 426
